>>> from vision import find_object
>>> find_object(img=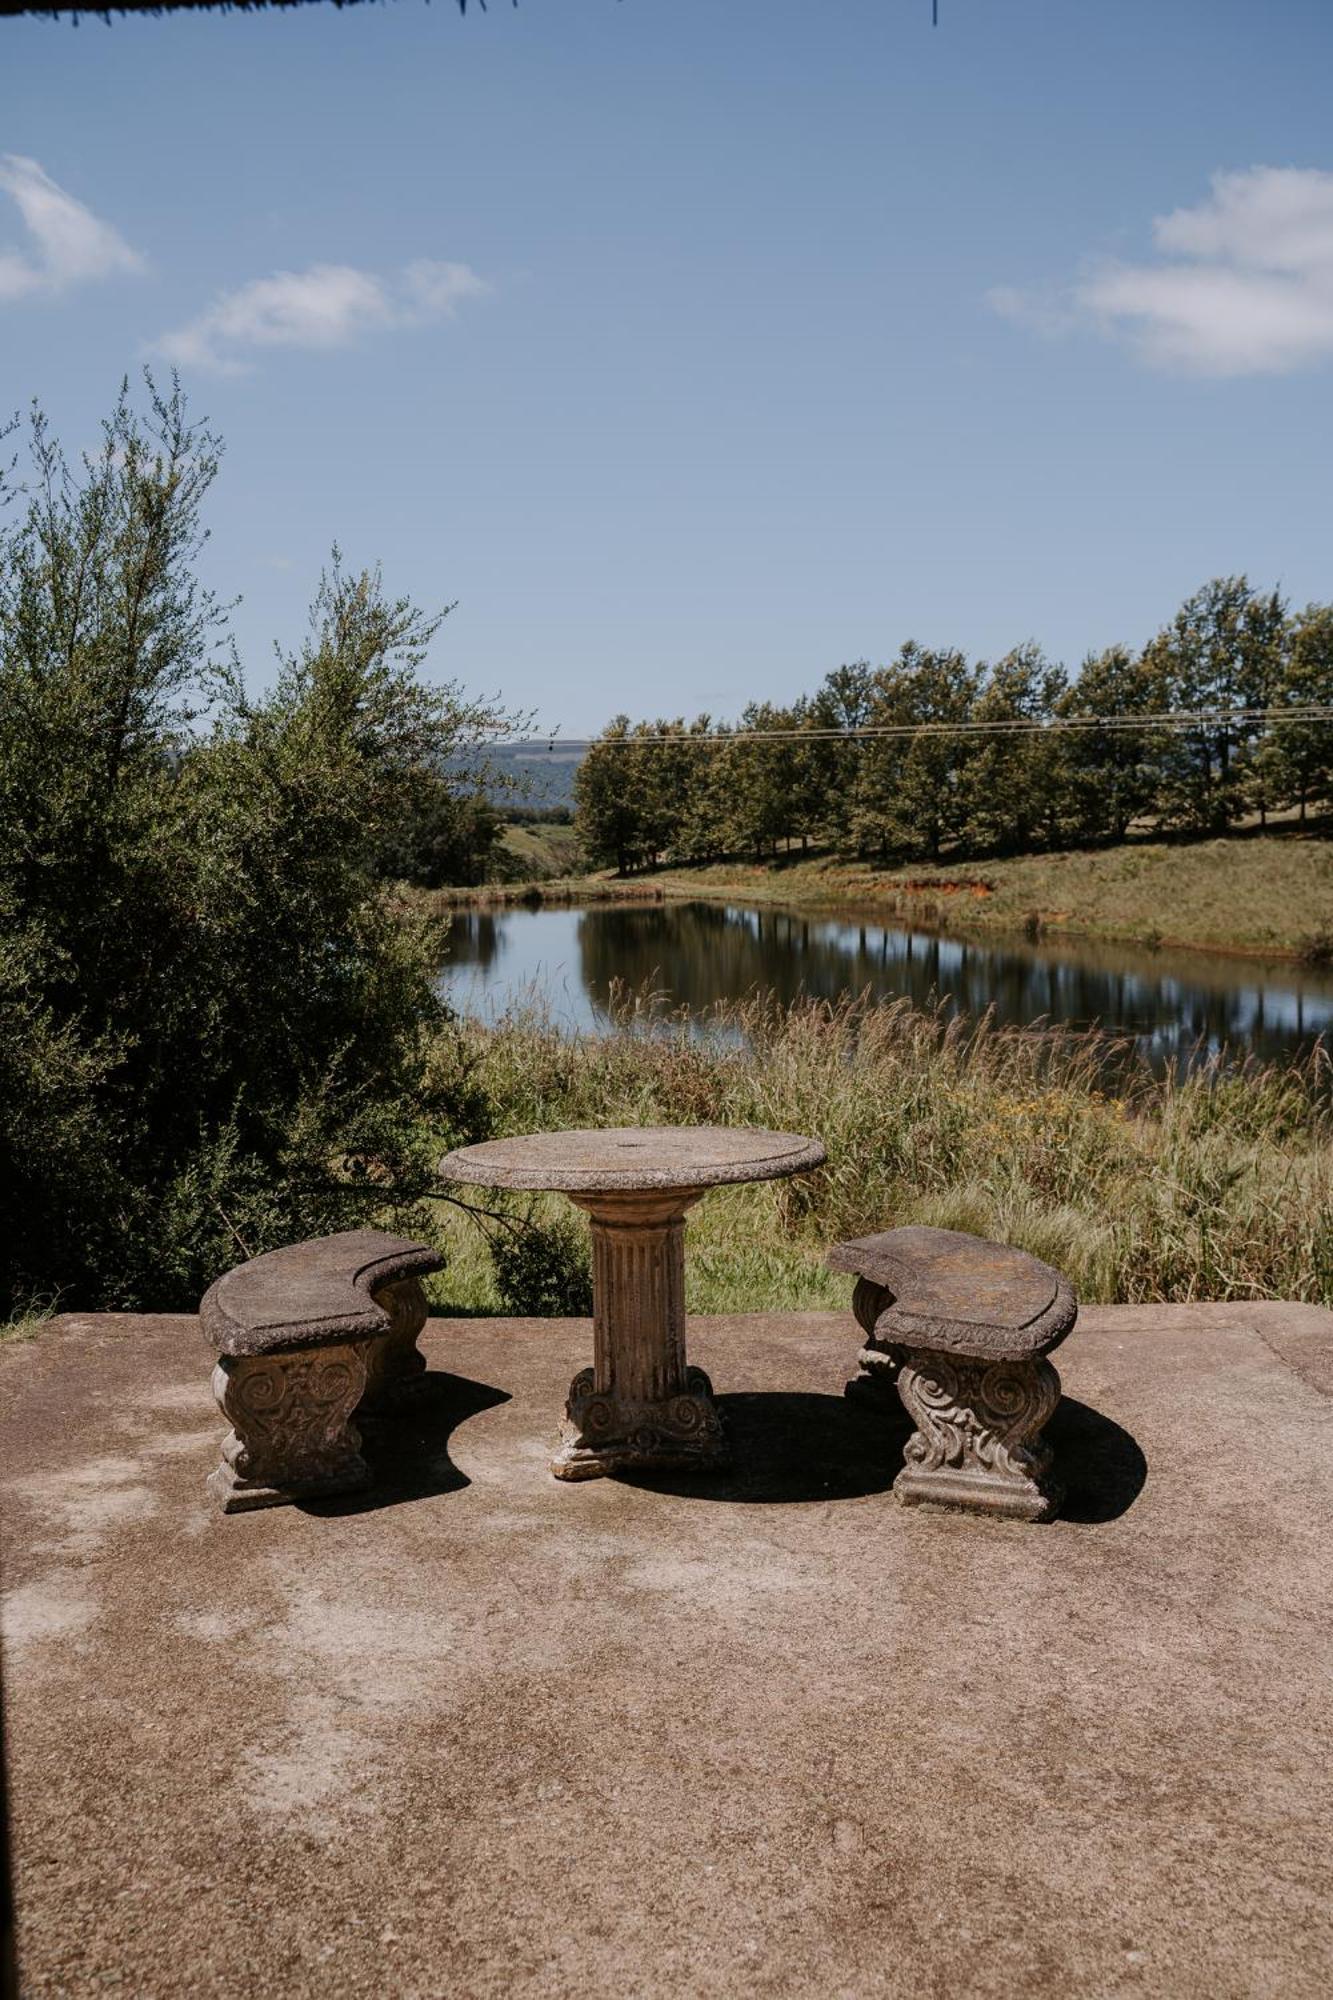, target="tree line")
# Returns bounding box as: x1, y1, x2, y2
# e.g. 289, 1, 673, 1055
574, 578, 1333, 874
